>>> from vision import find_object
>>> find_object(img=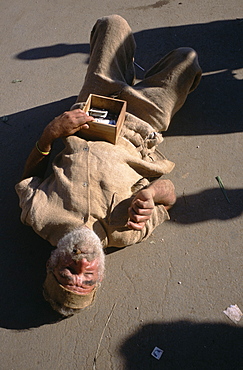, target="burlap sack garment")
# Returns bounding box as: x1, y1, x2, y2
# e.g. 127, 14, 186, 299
16, 15, 201, 248
15, 15, 201, 310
